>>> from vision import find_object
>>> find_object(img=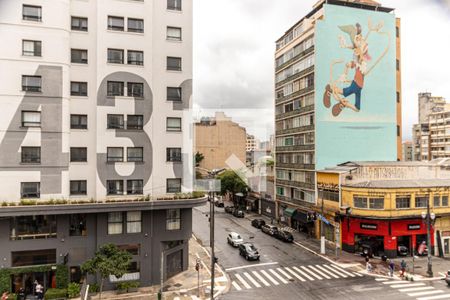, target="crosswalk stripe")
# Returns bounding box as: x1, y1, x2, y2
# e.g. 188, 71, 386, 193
323, 265, 348, 278
252, 270, 270, 287
330, 264, 357, 277
276, 268, 293, 280
261, 269, 280, 285
293, 266, 314, 281
353, 271, 364, 277
235, 273, 252, 289
399, 286, 433, 292
232, 281, 242, 291
284, 267, 306, 282
417, 293, 450, 300
269, 269, 289, 284
392, 283, 426, 289
316, 265, 340, 279
301, 266, 323, 280
382, 281, 411, 285
309, 265, 331, 279
243, 272, 261, 288
408, 290, 444, 297
375, 278, 389, 281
